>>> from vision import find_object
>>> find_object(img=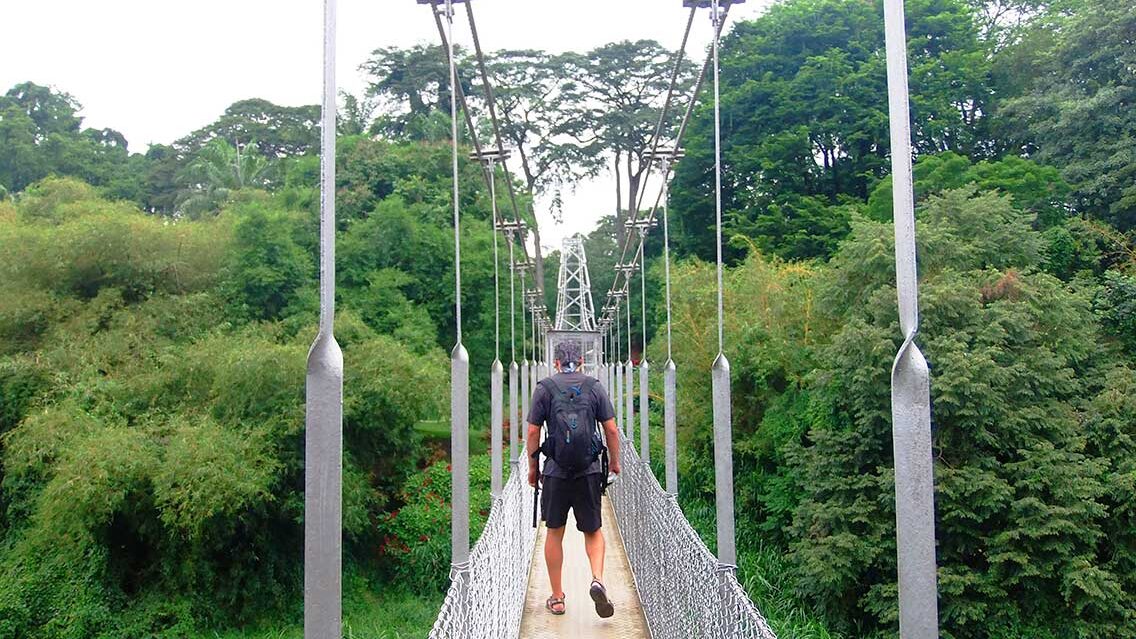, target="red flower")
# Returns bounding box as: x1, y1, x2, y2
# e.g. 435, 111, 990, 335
419, 534, 429, 542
